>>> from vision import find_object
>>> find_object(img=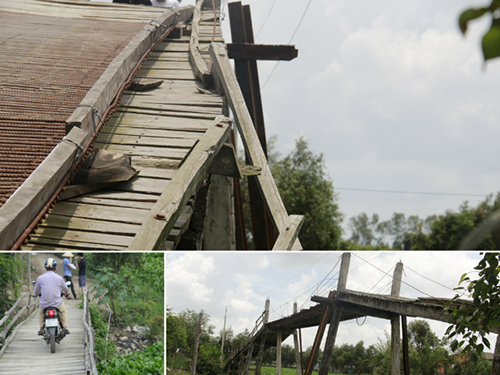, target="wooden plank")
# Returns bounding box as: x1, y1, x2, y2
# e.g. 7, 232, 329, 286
100, 124, 204, 140
121, 92, 223, 106
210, 42, 303, 250
189, 0, 211, 87
128, 115, 232, 250
67, 196, 156, 210
95, 143, 189, 159
49, 201, 148, 224
131, 157, 180, 169
106, 112, 213, 131
116, 107, 217, 120
119, 96, 222, 114
112, 176, 171, 195
154, 42, 190, 52
135, 68, 198, 81
95, 133, 197, 148
40, 214, 141, 235
141, 60, 193, 70
30, 227, 133, 248
227, 43, 298, 61
272, 215, 304, 250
